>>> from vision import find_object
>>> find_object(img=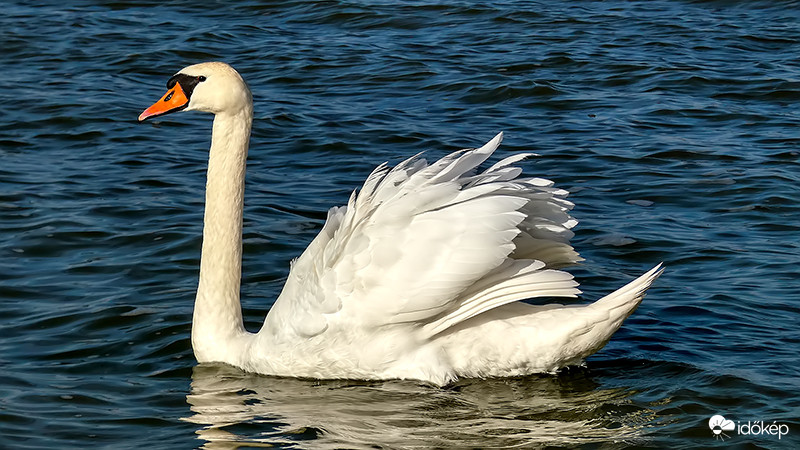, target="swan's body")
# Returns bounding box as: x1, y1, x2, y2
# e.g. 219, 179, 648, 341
139, 62, 662, 386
